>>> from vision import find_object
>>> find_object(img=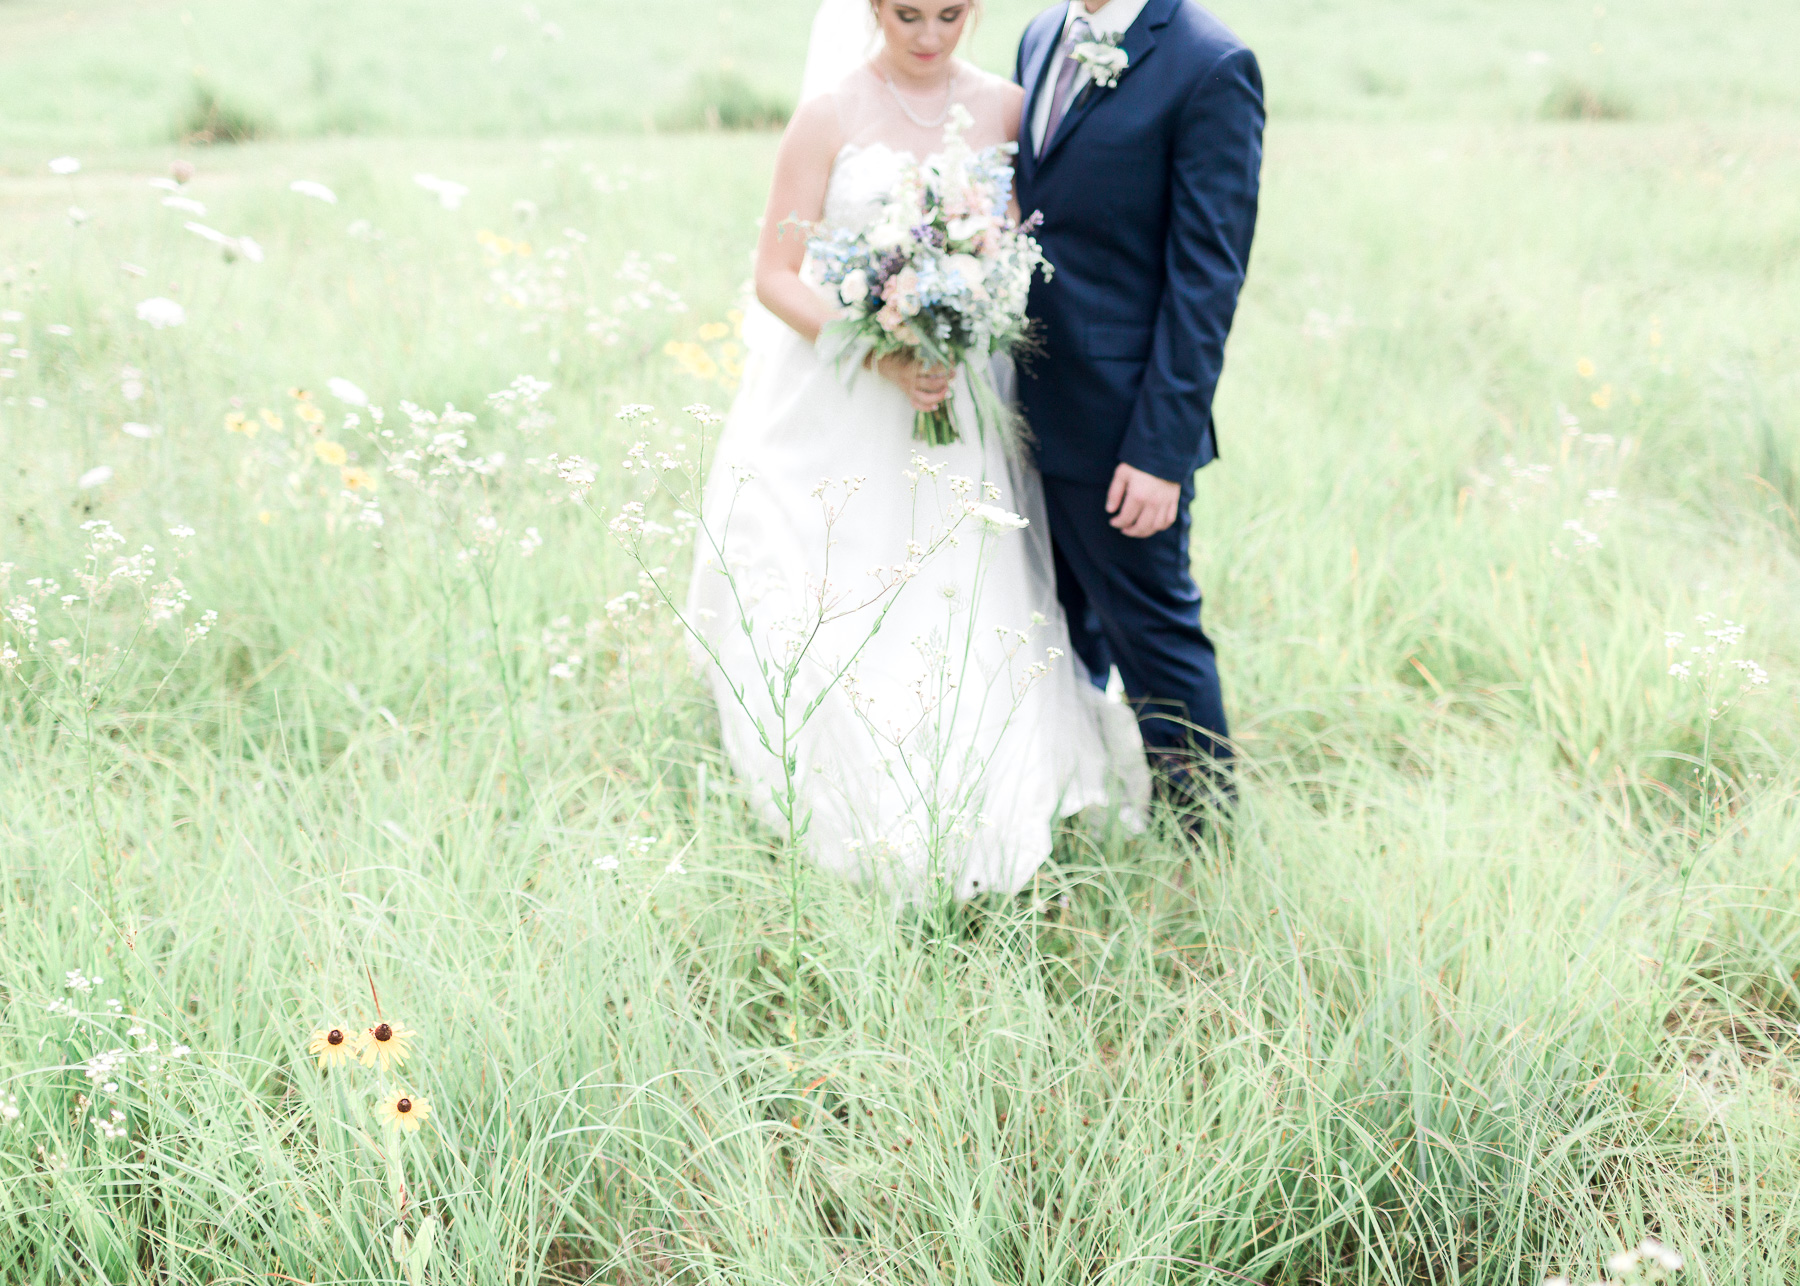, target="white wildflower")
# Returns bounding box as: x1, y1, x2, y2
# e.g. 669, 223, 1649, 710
971, 503, 1029, 532
289, 179, 338, 204
413, 173, 470, 210
49, 156, 81, 175
78, 466, 114, 490
135, 297, 186, 329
